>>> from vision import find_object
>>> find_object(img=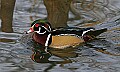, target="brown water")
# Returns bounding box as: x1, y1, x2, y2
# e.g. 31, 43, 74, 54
0, 0, 120, 72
